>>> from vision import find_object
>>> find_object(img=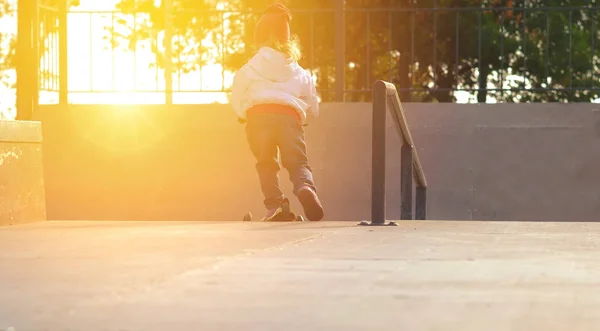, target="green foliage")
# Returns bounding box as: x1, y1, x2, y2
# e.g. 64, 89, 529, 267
0, 0, 80, 86
0, 0, 16, 119
486, 0, 600, 102
0, 0, 16, 74
106, 0, 600, 102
